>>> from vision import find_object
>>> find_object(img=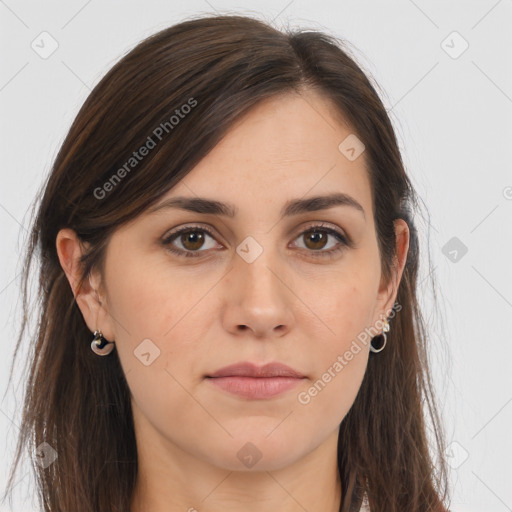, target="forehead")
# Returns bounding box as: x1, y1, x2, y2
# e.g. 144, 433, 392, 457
166, 90, 372, 219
